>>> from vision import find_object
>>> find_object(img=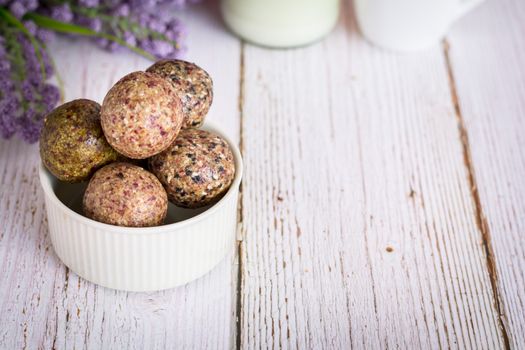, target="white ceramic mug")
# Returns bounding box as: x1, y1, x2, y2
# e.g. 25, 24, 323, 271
354, 0, 485, 51
221, 0, 340, 48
